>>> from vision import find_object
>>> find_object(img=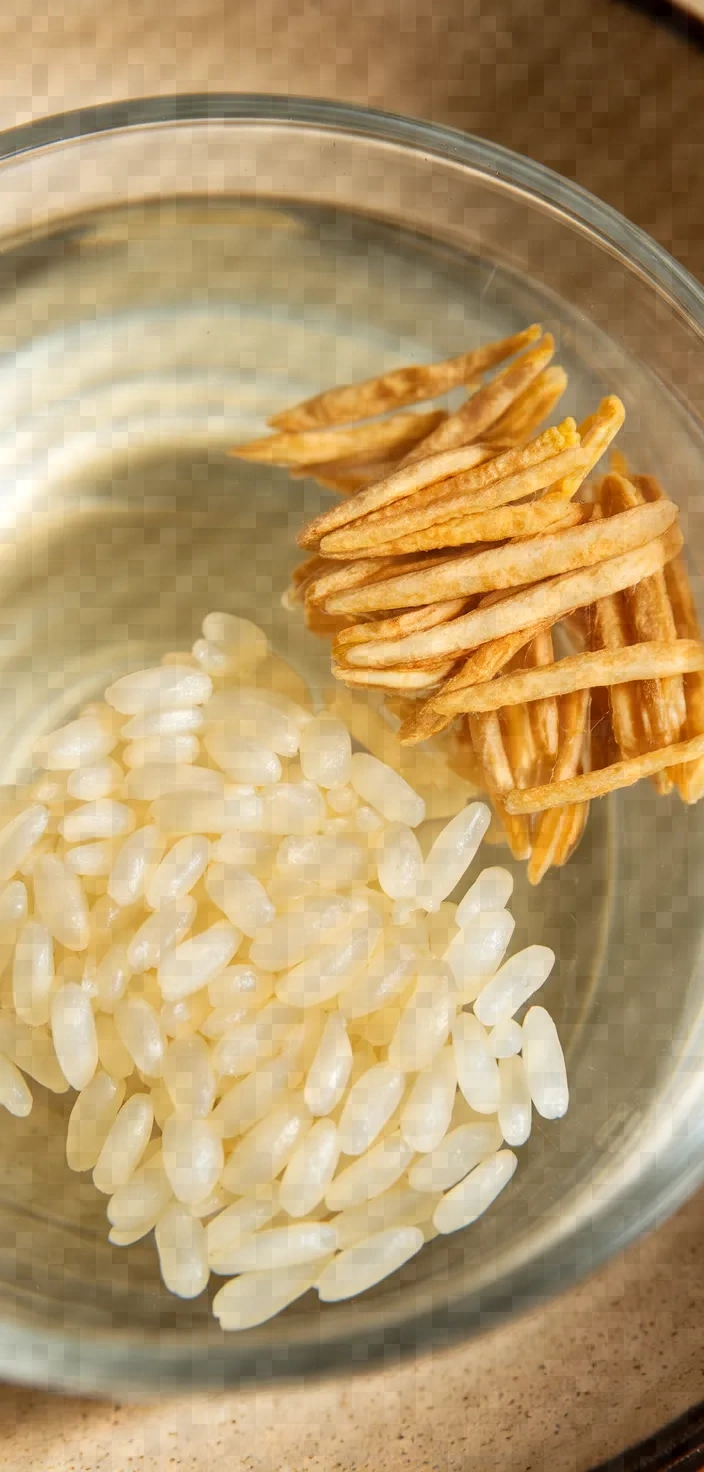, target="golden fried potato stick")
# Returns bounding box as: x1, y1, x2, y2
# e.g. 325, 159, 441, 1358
230, 409, 446, 467
331, 660, 457, 691
485, 366, 568, 446
659, 541, 704, 802
327, 397, 623, 557
506, 730, 704, 814
299, 424, 573, 551
433, 640, 704, 716
501, 704, 538, 789
340, 485, 588, 558
338, 529, 683, 669
527, 689, 591, 884
467, 712, 532, 859
327, 499, 677, 620
401, 334, 556, 463
553, 800, 590, 866
601, 472, 686, 745
268, 324, 542, 431
333, 597, 470, 652
399, 621, 551, 744
319, 422, 581, 553
523, 628, 559, 761
305, 548, 460, 606
592, 590, 643, 759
